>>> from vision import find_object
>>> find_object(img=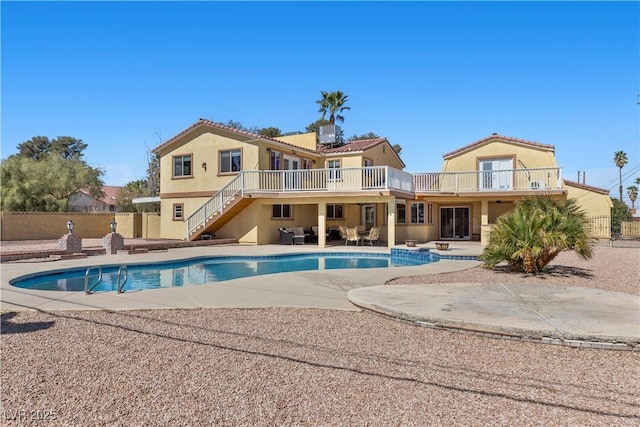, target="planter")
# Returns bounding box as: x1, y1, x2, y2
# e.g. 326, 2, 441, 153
405, 240, 417, 247
435, 242, 449, 250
